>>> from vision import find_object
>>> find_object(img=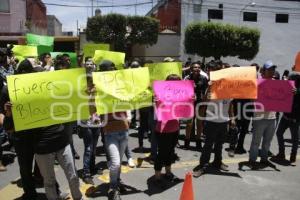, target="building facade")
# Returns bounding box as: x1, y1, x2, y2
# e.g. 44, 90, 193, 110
0, 0, 26, 35
147, 0, 181, 33
47, 15, 63, 36
180, 0, 300, 73
26, 0, 47, 34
